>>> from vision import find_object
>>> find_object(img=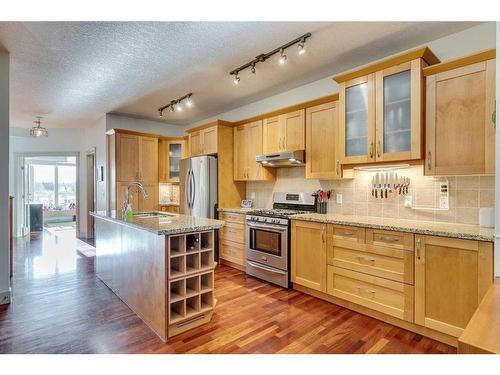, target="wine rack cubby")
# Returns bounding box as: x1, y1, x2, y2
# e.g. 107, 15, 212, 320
167, 231, 216, 327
